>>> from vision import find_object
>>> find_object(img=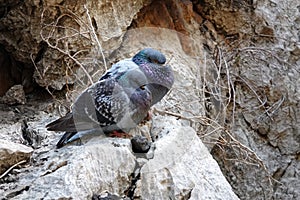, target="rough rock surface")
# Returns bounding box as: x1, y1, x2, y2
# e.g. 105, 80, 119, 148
0, 85, 26, 105
12, 139, 136, 199
137, 117, 238, 200
0, 0, 299, 199
0, 139, 33, 175
0, 0, 150, 91
4, 117, 237, 200
193, 1, 300, 199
